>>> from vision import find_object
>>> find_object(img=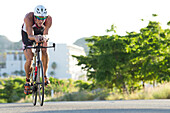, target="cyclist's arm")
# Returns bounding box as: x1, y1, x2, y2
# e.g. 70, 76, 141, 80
43, 15, 52, 35
24, 13, 39, 41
